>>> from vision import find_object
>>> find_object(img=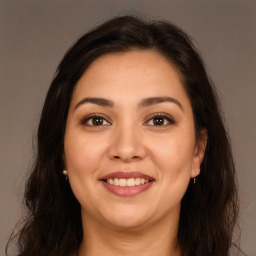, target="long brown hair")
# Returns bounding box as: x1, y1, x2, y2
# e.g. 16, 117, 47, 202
6, 15, 242, 256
